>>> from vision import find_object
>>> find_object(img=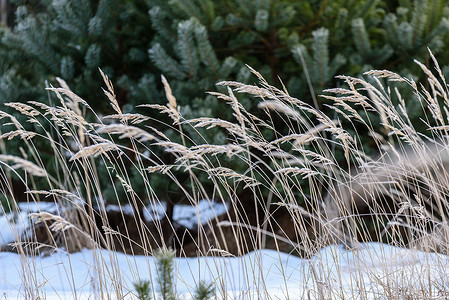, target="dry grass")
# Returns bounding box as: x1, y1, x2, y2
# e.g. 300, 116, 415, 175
1, 51, 449, 298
